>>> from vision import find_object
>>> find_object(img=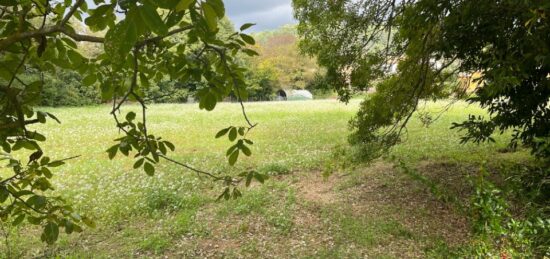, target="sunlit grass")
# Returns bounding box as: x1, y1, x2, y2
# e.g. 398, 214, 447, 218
2, 99, 532, 257
31, 100, 354, 222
